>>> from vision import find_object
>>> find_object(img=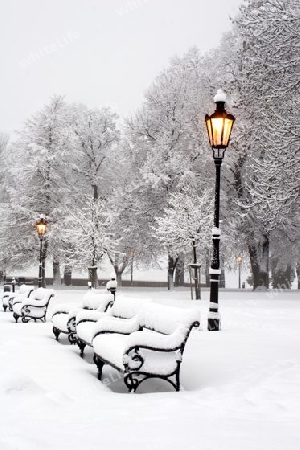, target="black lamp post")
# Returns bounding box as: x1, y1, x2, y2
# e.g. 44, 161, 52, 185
36, 216, 47, 288
237, 255, 242, 289
106, 274, 117, 302
205, 90, 235, 331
